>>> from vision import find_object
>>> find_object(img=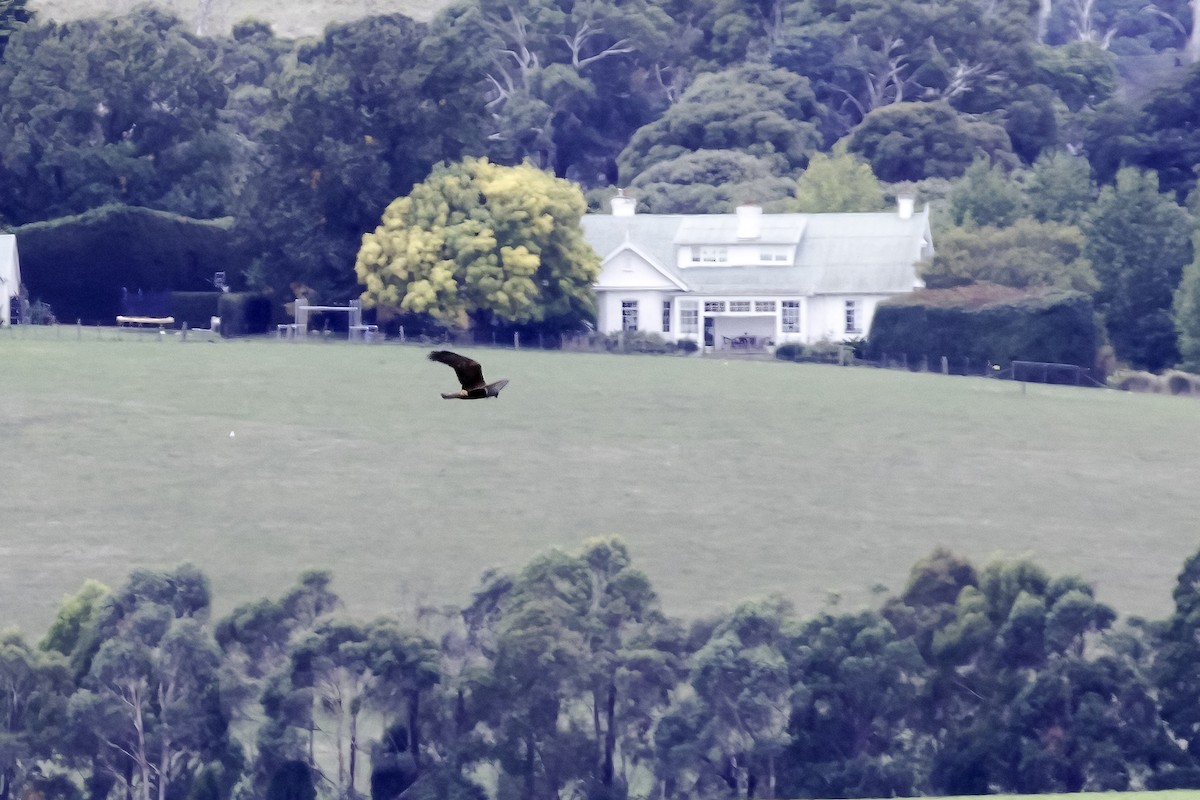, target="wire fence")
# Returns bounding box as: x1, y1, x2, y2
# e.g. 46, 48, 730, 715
4, 322, 1108, 388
